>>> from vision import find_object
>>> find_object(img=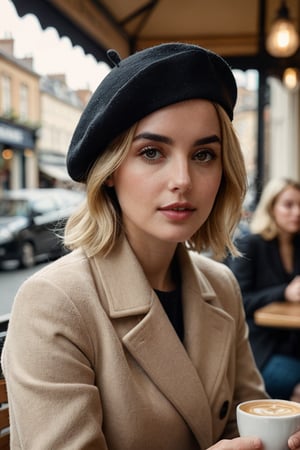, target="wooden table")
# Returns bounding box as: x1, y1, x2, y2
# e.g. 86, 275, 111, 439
254, 301, 300, 329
